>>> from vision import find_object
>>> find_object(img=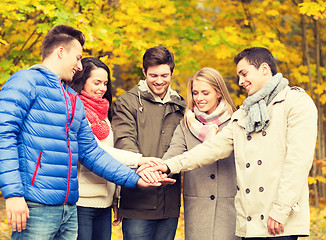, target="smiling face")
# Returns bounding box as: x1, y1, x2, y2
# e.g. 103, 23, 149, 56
144, 64, 172, 99
236, 58, 272, 96
60, 39, 83, 82
83, 68, 108, 99
192, 79, 221, 115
